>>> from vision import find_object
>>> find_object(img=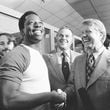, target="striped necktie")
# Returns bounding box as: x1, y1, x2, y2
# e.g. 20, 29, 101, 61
62, 52, 70, 81
86, 54, 95, 83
